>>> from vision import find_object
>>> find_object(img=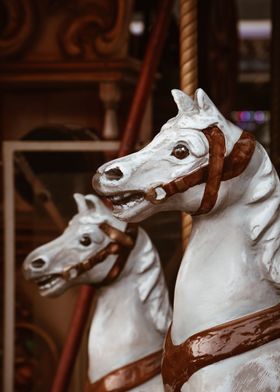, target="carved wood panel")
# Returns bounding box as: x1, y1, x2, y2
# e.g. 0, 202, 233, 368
0, 0, 40, 58
0, 0, 133, 61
